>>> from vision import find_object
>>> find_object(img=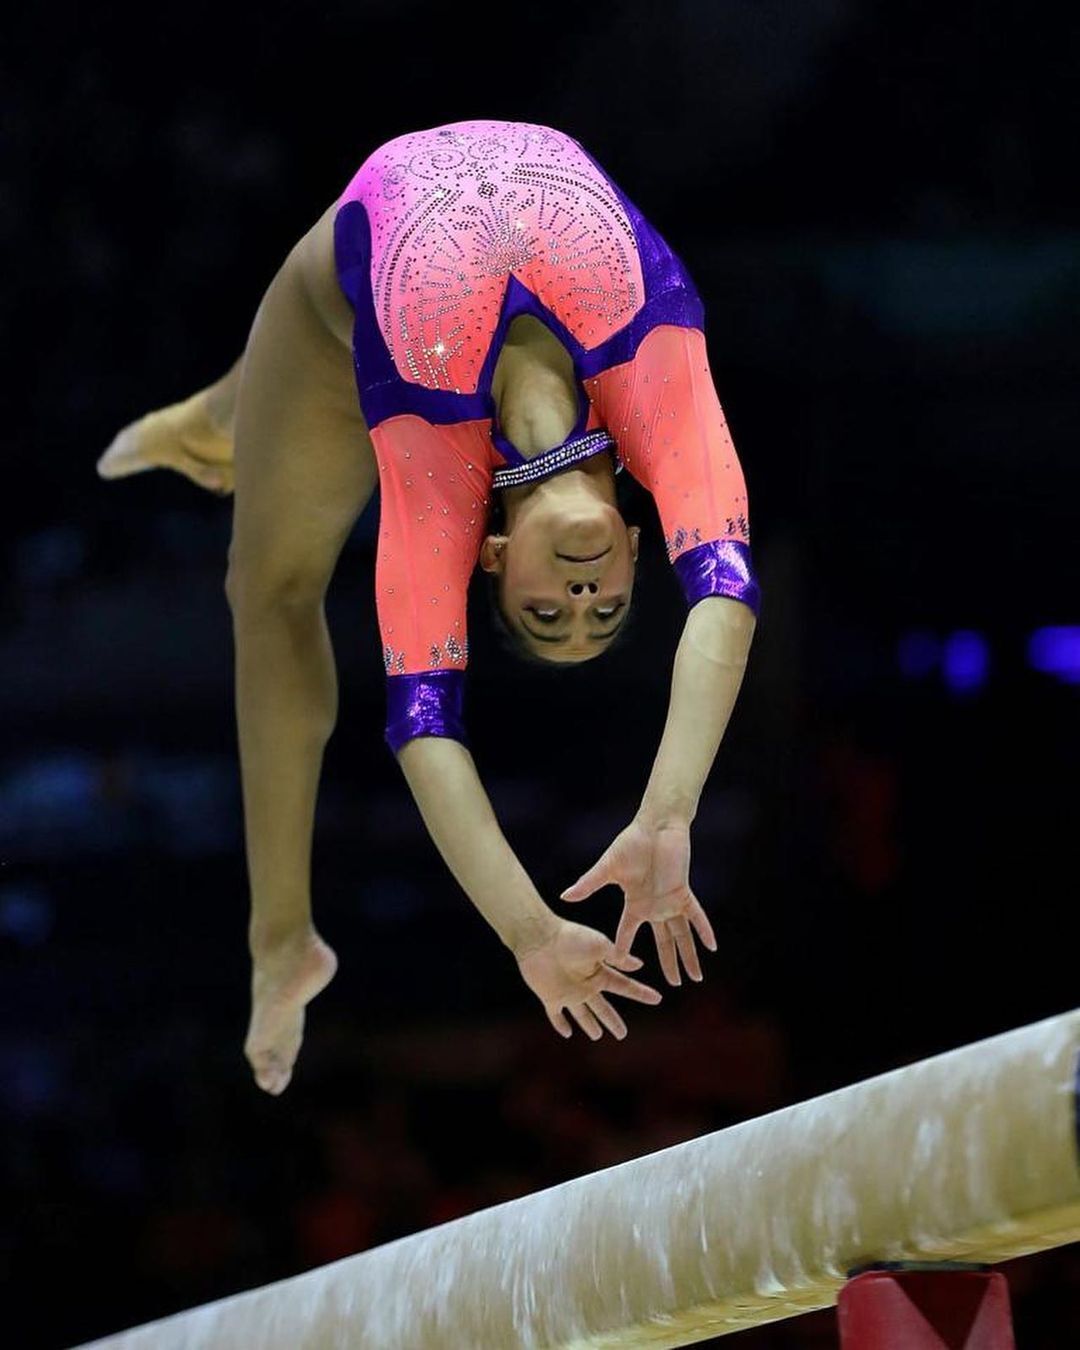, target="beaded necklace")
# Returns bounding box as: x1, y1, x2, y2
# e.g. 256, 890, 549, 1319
490, 429, 622, 492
